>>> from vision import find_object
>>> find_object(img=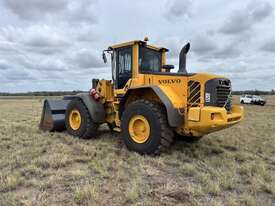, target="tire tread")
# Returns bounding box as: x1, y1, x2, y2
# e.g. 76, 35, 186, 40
122, 99, 174, 154
65, 100, 98, 139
